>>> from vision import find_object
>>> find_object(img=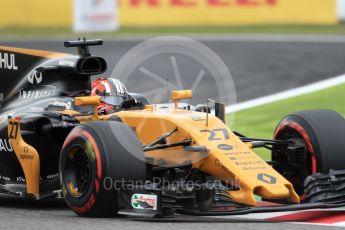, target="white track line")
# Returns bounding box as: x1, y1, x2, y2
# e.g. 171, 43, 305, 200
193, 35, 345, 43
208, 208, 345, 227
226, 73, 345, 113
